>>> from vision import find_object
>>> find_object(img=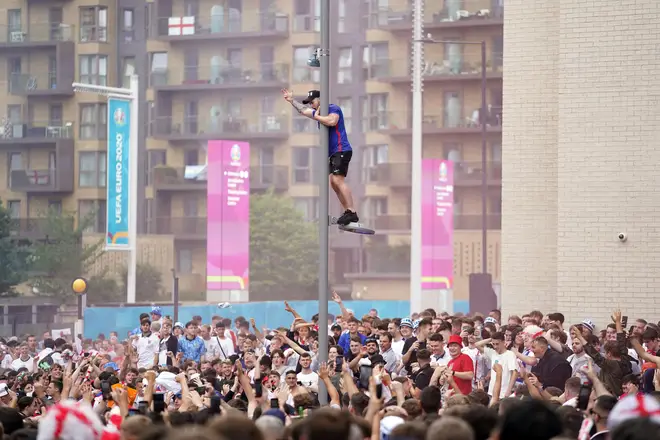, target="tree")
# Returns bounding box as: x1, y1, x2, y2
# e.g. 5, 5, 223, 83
86, 273, 123, 304
0, 200, 29, 296
29, 208, 104, 300
249, 191, 319, 300
121, 263, 166, 302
